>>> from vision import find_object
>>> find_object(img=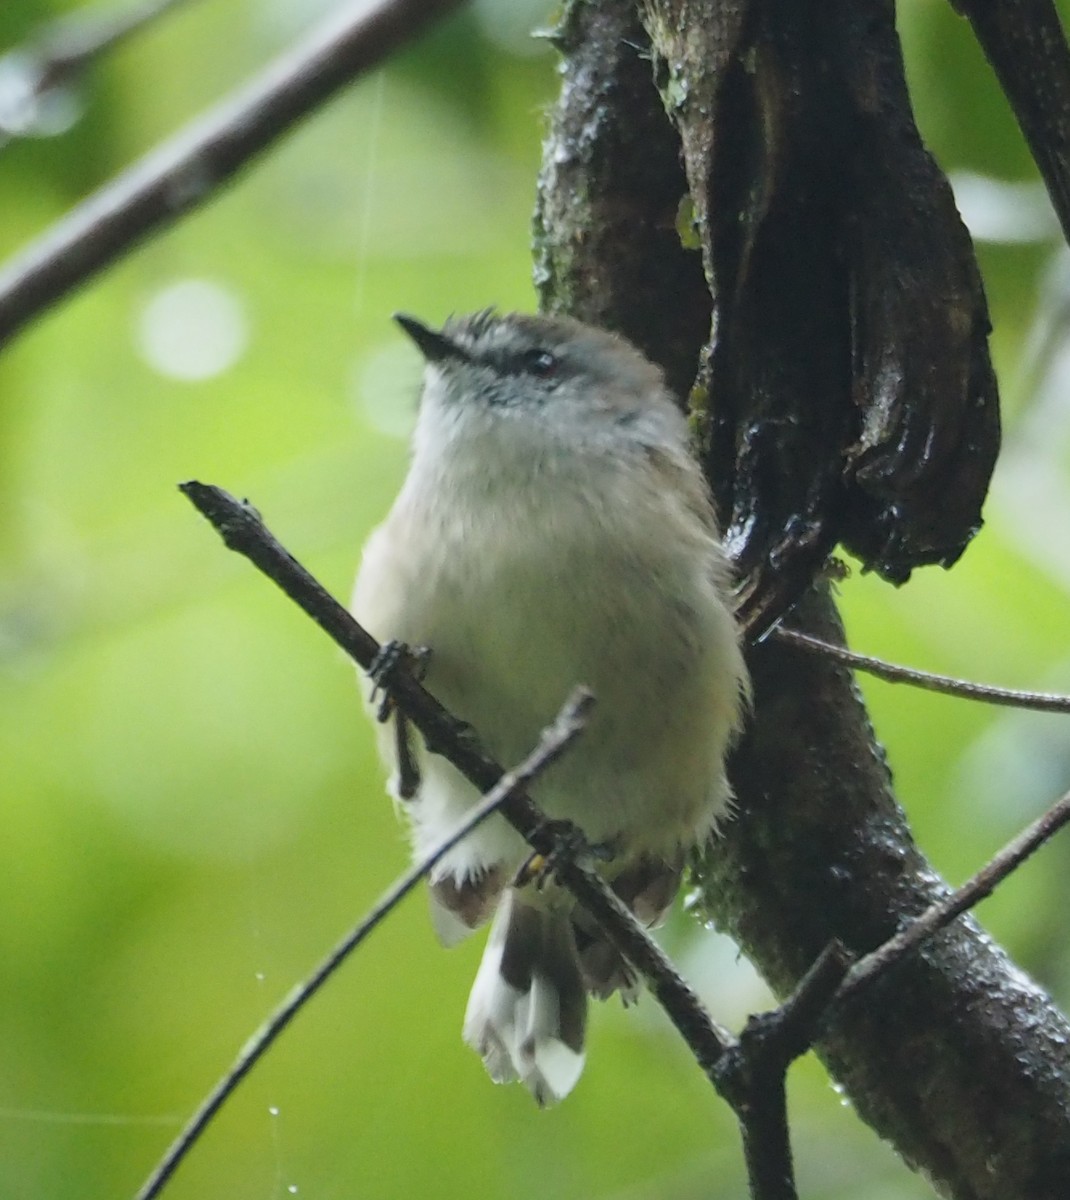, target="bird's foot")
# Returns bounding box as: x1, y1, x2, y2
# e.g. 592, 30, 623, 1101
514, 821, 615, 889
368, 639, 431, 722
